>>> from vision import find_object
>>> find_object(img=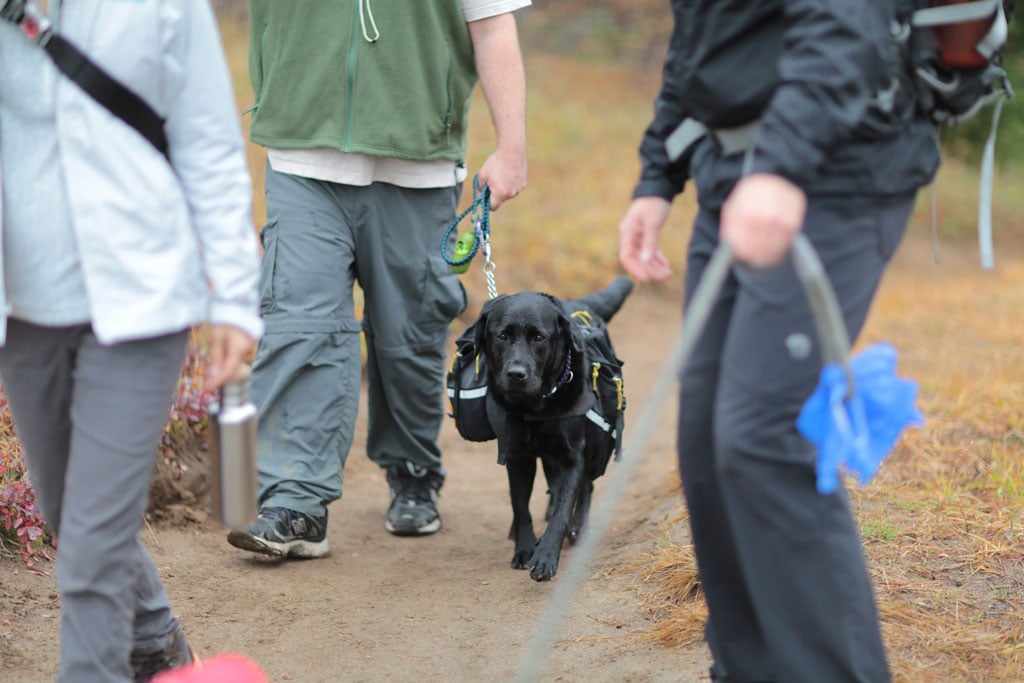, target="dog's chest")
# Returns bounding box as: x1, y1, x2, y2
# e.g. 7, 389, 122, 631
499, 414, 585, 462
